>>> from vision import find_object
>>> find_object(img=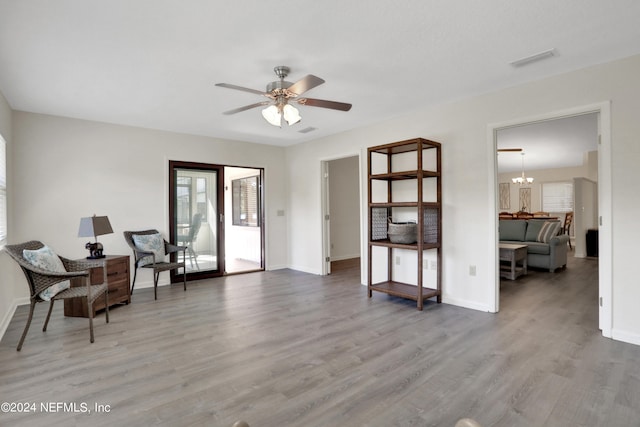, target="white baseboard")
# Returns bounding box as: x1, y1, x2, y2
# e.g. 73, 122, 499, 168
0, 296, 29, 342
330, 254, 360, 262
442, 295, 494, 313
287, 264, 322, 275
611, 328, 640, 346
